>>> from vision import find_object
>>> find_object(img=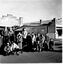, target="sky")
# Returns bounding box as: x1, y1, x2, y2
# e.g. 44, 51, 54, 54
0, 0, 62, 23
